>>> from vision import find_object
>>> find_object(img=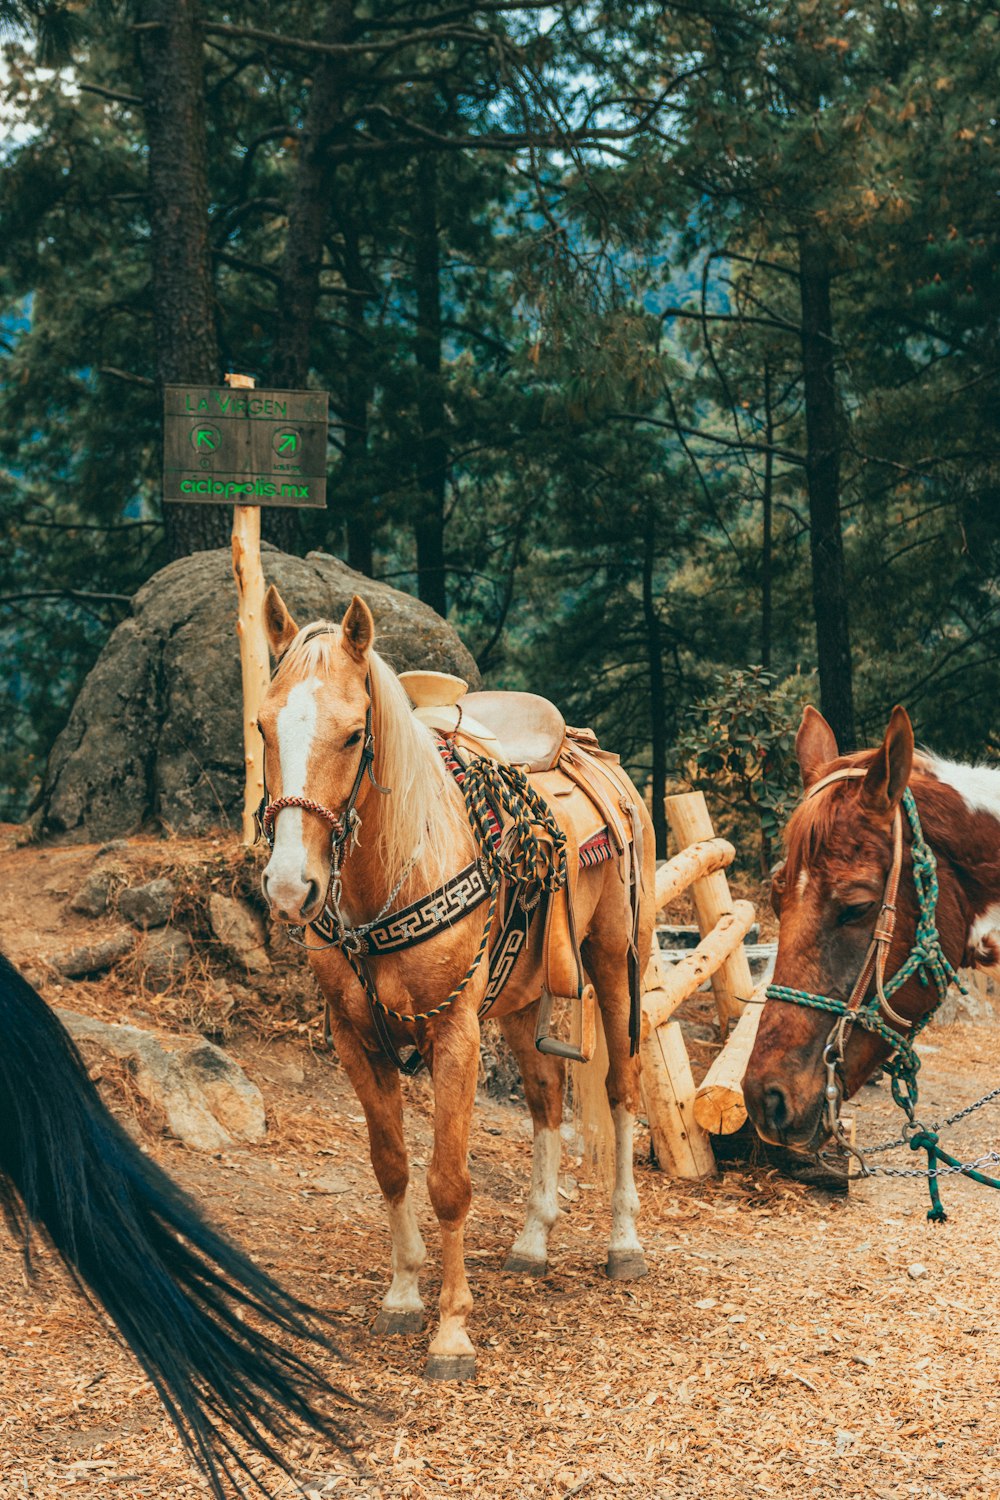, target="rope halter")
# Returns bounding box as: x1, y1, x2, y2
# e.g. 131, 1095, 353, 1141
765, 768, 966, 1186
